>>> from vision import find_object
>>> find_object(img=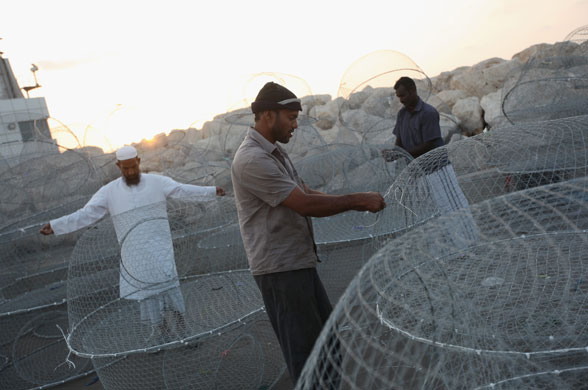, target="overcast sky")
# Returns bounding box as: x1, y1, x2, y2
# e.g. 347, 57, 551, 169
3, 0, 587, 151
